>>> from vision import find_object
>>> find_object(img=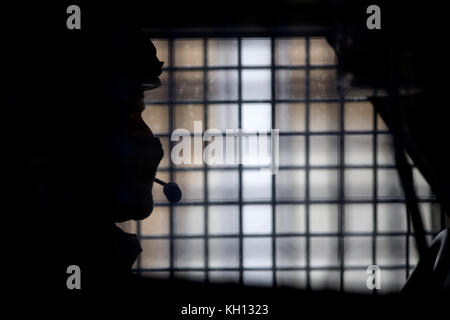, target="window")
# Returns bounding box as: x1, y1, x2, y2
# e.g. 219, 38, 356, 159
118, 37, 443, 293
